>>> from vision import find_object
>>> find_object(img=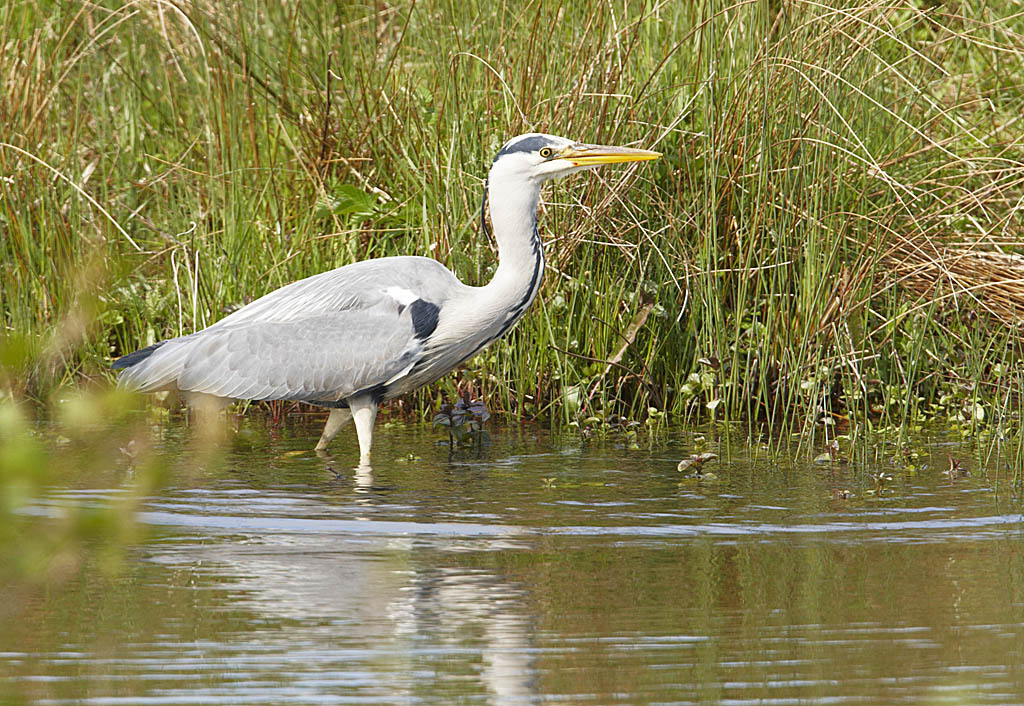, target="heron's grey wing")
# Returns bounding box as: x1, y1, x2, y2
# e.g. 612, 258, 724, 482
116, 255, 466, 397
174, 303, 426, 402
207, 256, 460, 328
